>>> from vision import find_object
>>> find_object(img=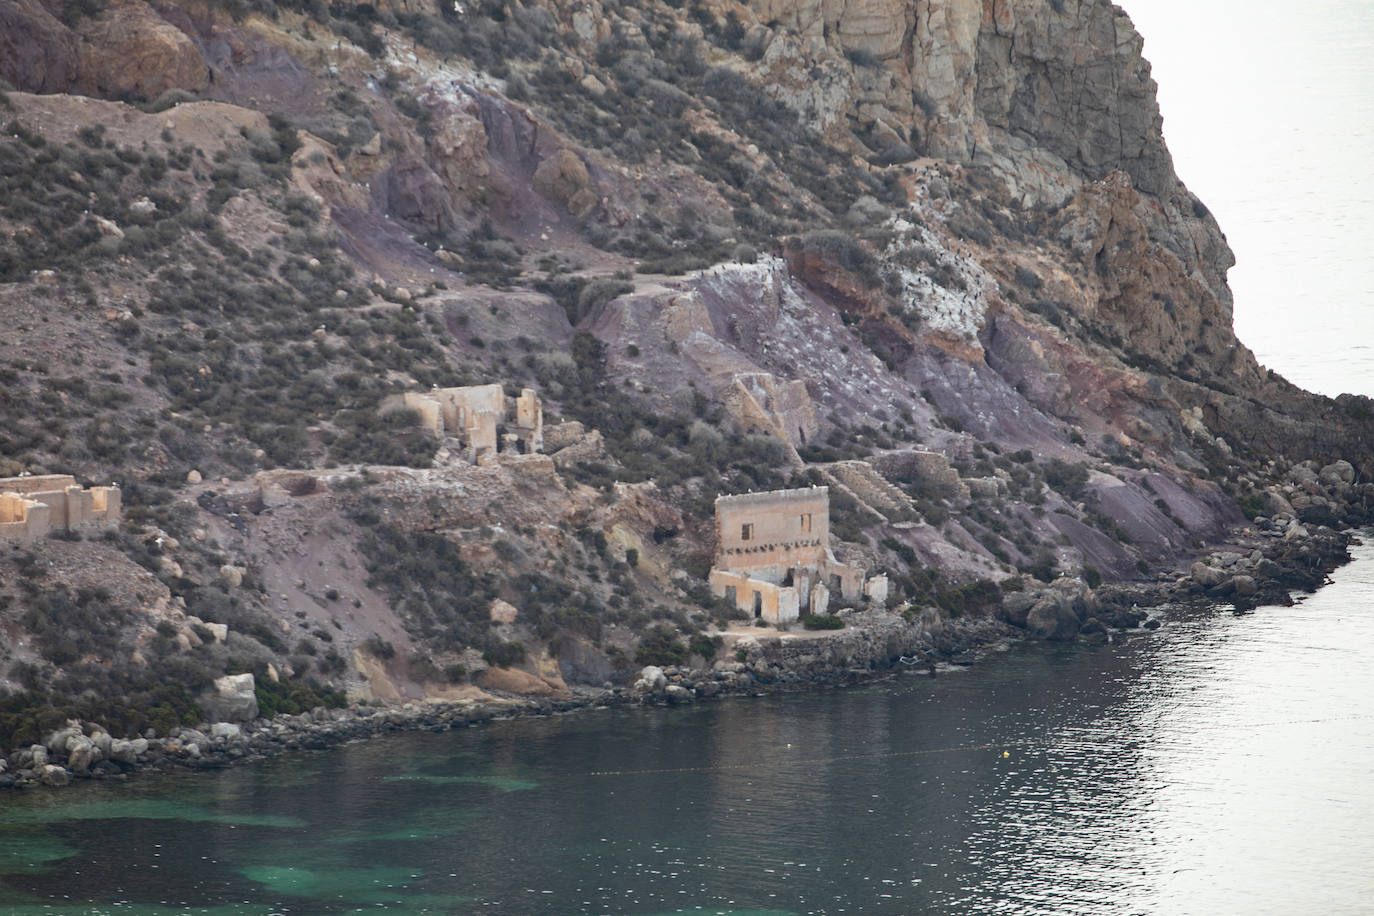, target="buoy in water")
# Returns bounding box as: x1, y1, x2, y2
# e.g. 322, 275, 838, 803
1002, 751, 1010, 758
